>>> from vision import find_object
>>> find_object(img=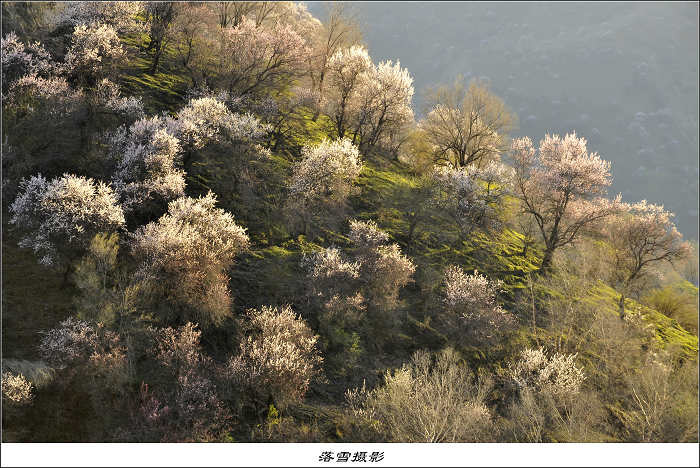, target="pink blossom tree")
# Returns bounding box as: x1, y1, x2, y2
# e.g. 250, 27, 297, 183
510, 132, 619, 272
603, 200, 690, 318
209, 17, 310, 97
